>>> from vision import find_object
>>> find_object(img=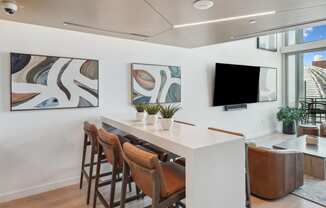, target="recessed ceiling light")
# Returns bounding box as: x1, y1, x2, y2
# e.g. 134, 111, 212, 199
249, 19, 256, 24
193, 0, 214, 10
174, 11, 276, 28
